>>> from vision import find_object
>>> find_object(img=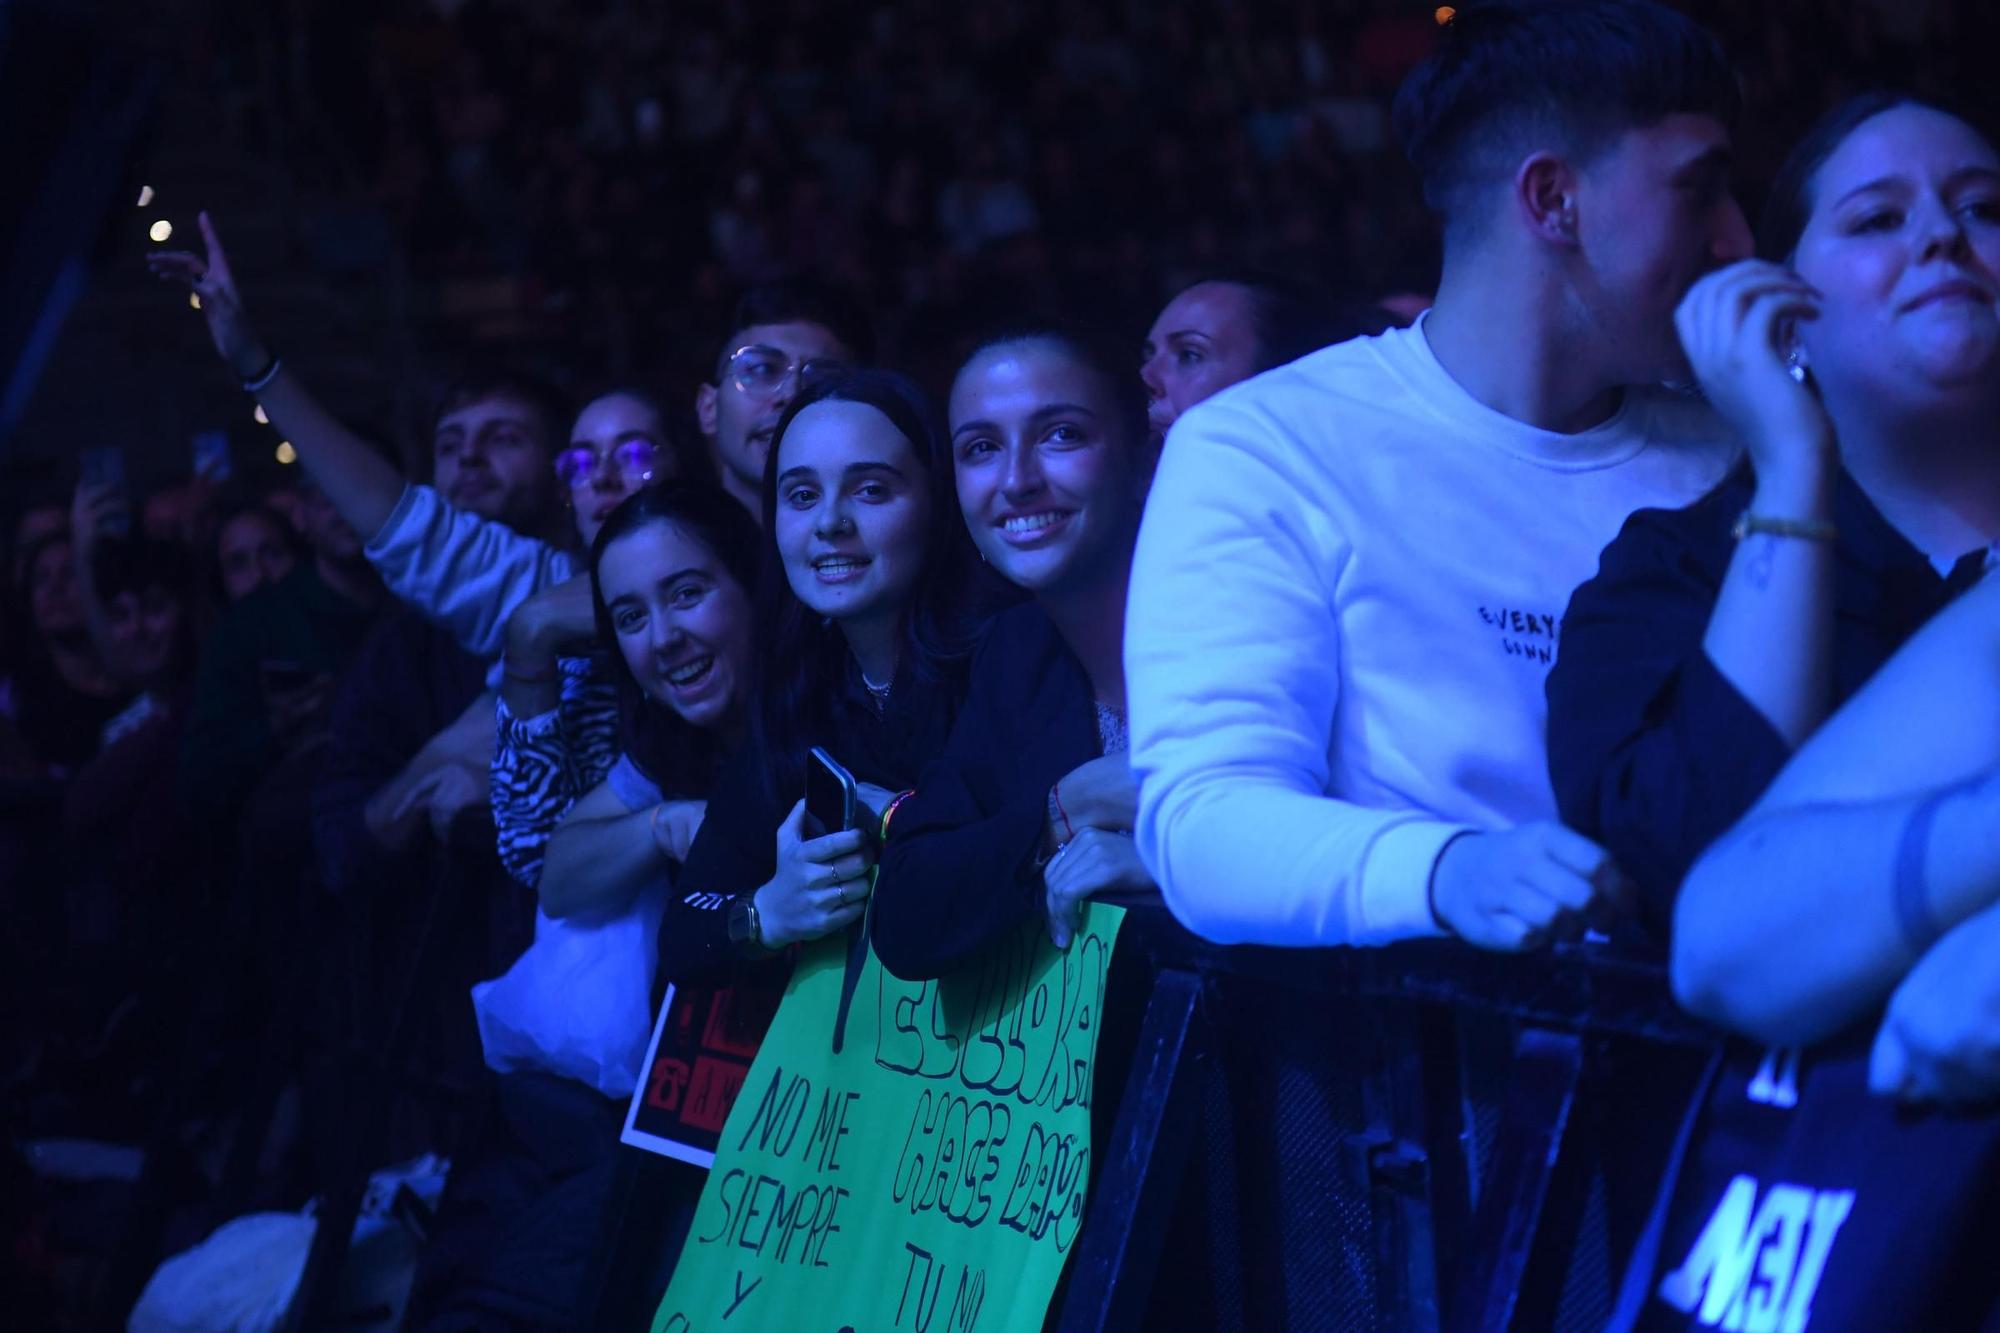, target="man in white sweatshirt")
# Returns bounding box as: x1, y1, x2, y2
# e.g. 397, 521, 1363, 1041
1127, 0, 1749, 951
